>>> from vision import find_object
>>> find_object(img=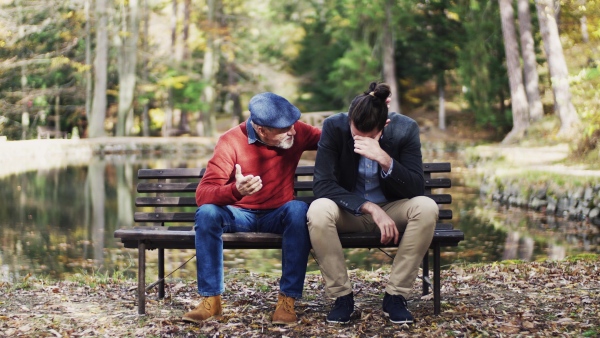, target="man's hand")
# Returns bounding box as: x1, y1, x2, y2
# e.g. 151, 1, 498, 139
235, 164, 262, 196
353, 133, 393, 172
360, 202, 399, 245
